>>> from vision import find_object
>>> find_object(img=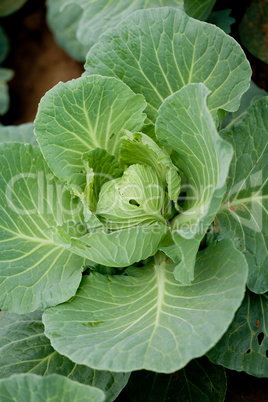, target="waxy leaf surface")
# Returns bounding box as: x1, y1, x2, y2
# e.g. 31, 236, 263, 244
156, 83, 233, 283
49, 222, 168, 267
43, 240, 247, 373
34, 75, 146, 187
85, 8, 251, 122
0, 143, 84, 313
